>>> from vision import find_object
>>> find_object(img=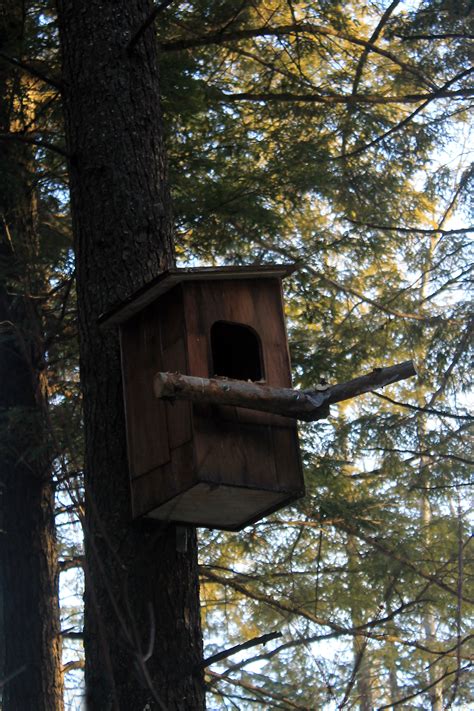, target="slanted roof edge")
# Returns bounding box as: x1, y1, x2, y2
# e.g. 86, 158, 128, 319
99, 263, 299, 327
